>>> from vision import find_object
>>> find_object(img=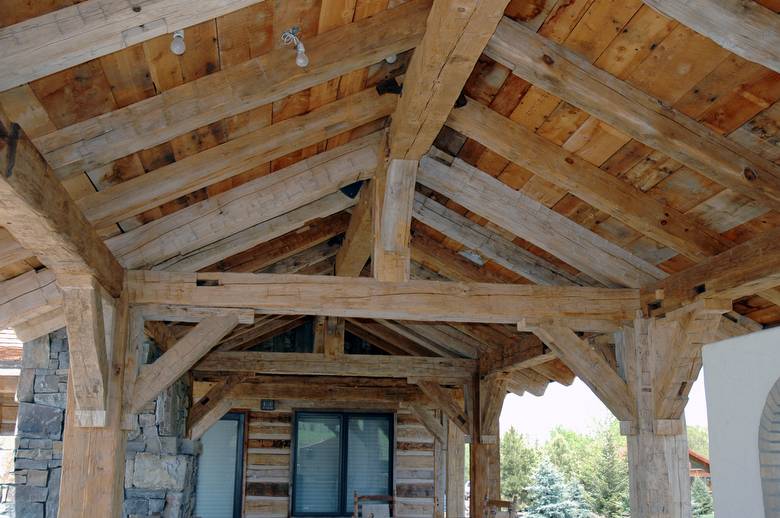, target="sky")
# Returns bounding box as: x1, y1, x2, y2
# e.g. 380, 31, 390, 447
499, 376, 709, 444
